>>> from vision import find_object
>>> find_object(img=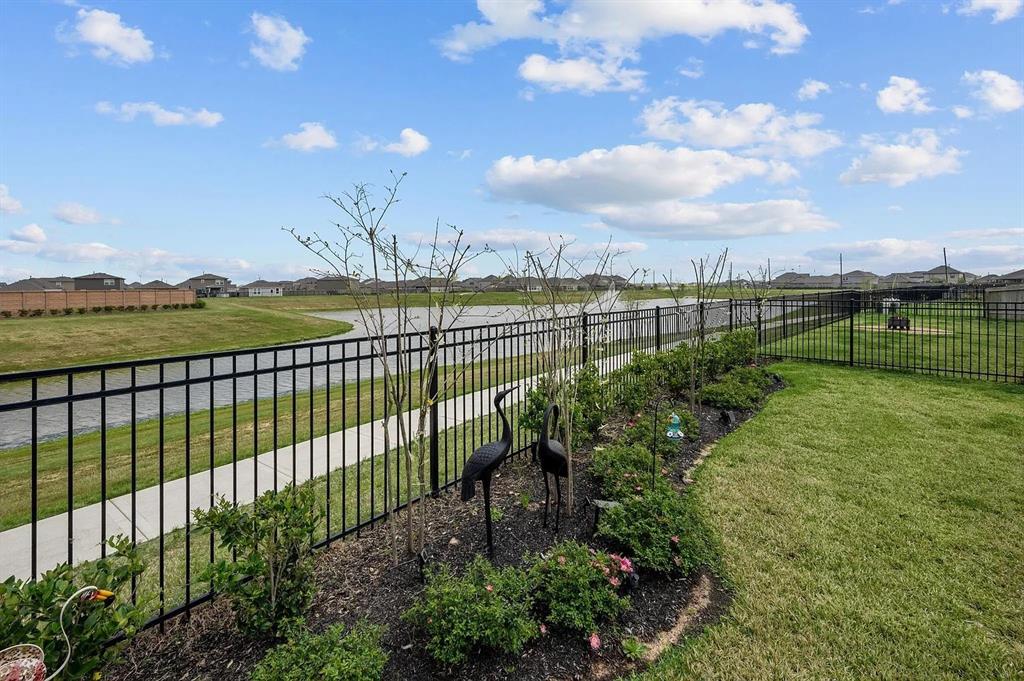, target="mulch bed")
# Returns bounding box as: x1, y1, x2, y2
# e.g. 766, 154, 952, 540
108, 377, 781, 681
